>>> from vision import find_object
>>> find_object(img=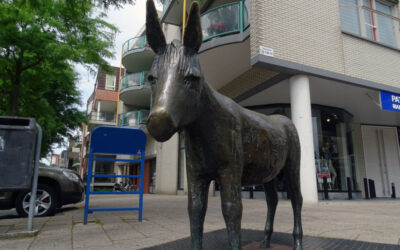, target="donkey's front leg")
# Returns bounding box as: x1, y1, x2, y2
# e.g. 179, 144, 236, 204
188, 177, 211, 250
219, 173, 243, 250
